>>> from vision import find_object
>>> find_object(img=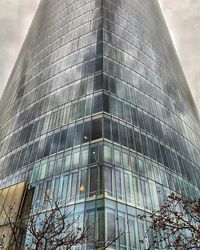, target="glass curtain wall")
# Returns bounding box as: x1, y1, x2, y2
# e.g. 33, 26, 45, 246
0, 0, 199, 249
